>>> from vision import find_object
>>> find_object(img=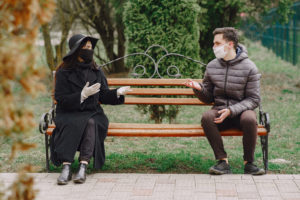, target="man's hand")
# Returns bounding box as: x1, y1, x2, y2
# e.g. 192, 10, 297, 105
183, 79, 202, 91
214, 109, 231, 124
